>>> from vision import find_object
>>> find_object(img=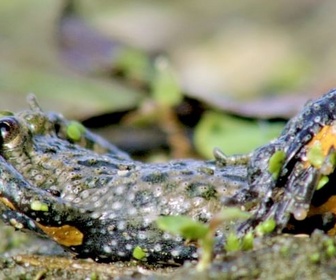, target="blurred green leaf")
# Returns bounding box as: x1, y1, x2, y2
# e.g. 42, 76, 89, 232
151, 57, 182, 106
157, 216, 208, 240
194, 111, 284, 158
262, 56, 312, 93
115, 48, 152, 83
0, 64, 142, 118
217, 207, 251, 221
